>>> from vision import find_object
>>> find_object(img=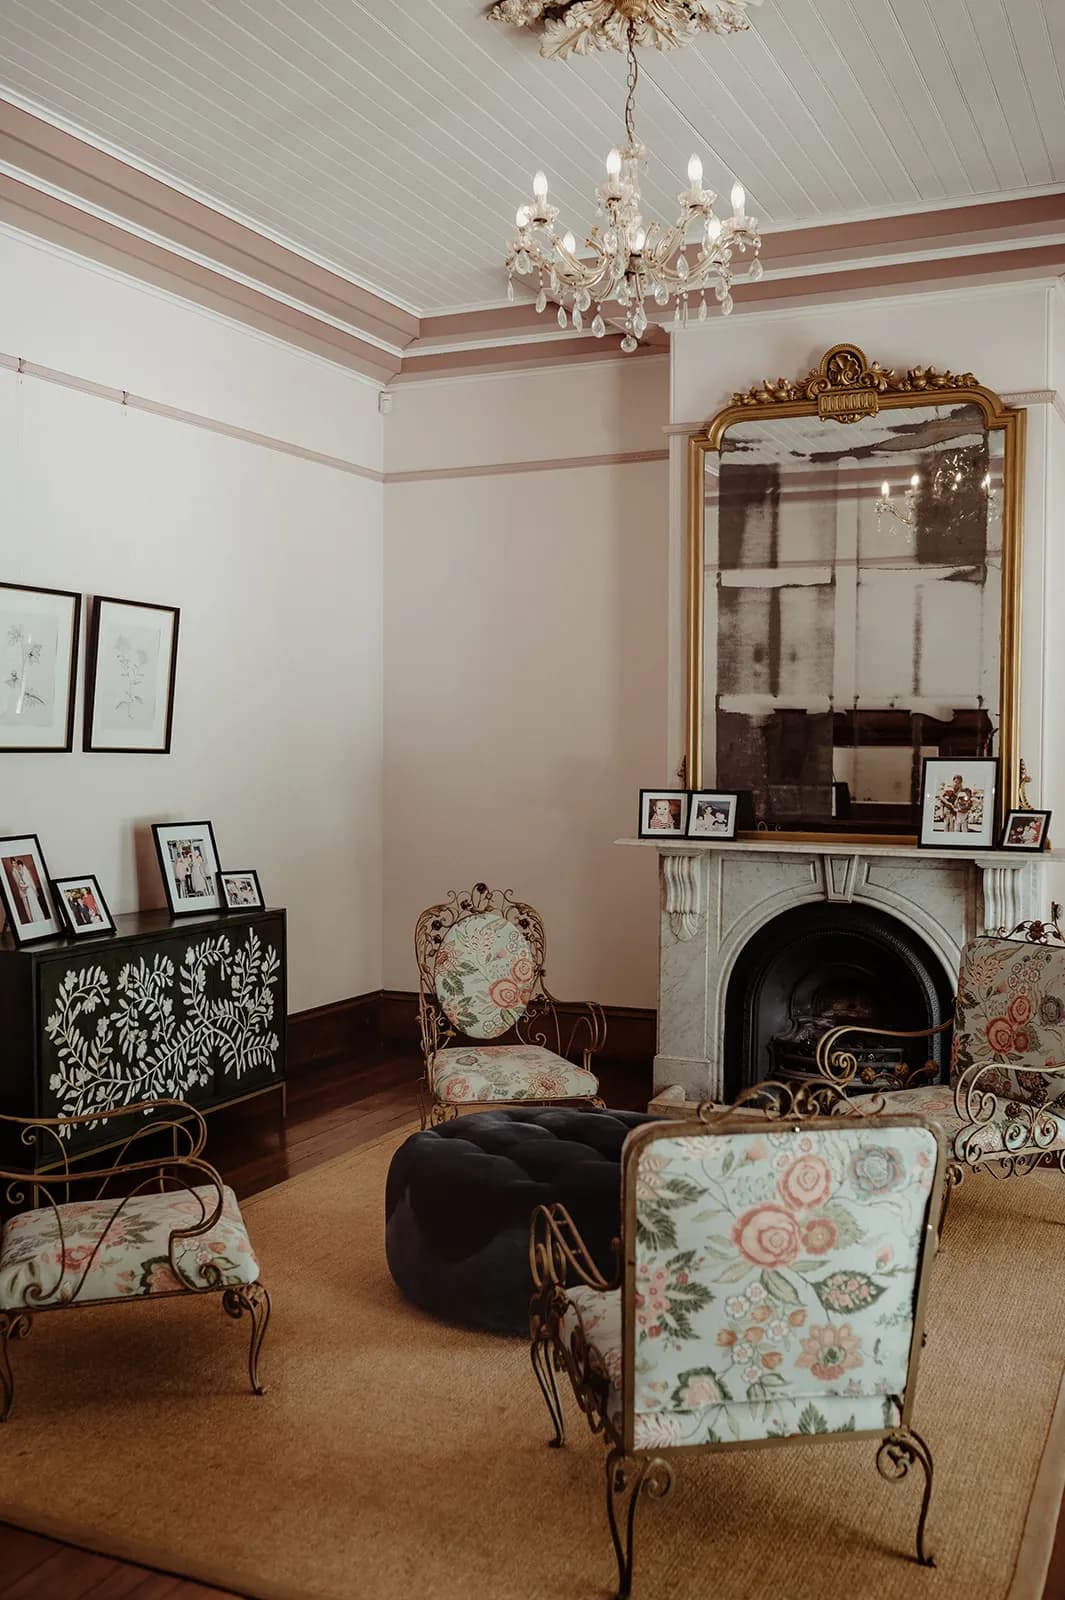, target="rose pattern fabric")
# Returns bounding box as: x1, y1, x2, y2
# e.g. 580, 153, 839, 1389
433, 913, 537, 1040
558, 1123, 935, 1448
433, 1044, 598, 1104
951, 937, 1065, 1110
0, 1184, 260, 1310
872, 1083, 1065, 1156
